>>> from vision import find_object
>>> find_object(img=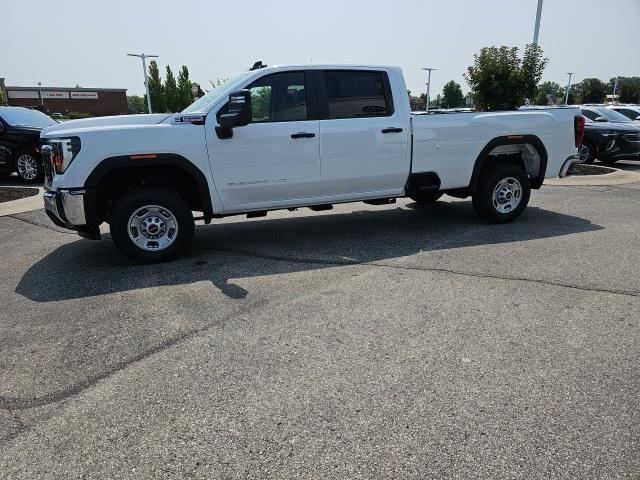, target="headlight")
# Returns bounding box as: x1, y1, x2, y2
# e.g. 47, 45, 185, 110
43, 137, 81, 174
